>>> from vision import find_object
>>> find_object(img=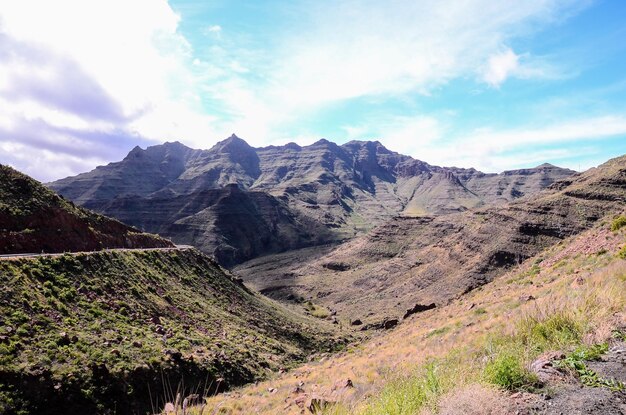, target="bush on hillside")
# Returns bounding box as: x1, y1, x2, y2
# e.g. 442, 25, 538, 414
484, 352, 537, 390
611, 216, 626, 232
